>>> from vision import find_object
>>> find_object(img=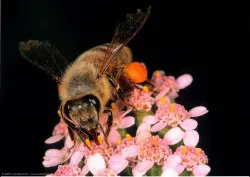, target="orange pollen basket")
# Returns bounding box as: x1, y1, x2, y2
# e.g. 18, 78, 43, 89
125, 62, 147, 83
